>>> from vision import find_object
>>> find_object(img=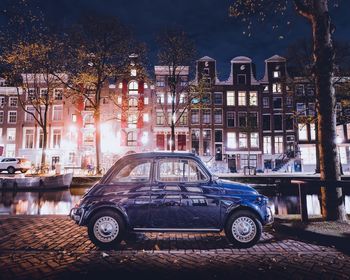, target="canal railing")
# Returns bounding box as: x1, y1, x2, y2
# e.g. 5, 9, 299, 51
291, 179, 349, 222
